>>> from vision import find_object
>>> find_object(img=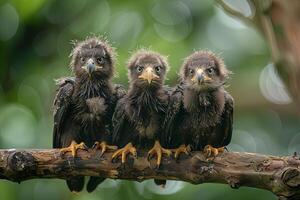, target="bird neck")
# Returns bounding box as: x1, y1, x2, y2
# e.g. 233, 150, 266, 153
183, 86, 225, 113
182, 86, 225, 128
74, 76, 112, 99
126, 85, 168, 119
